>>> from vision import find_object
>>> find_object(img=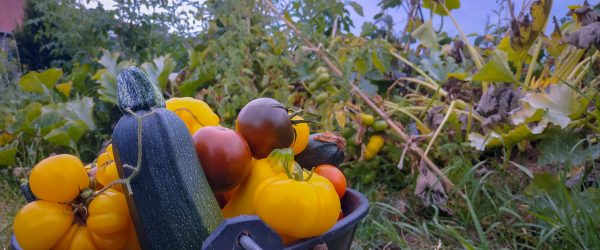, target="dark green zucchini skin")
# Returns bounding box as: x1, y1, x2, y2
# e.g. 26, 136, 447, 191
296, 132, 346, 170
112, 67, 222, 249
